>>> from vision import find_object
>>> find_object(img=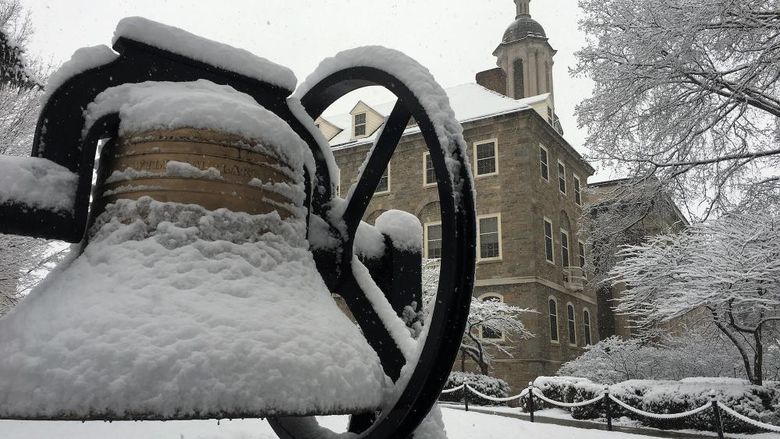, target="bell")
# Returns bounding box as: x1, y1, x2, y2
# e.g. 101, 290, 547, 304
0, 80, 386, 420
0, 17, 477, 438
